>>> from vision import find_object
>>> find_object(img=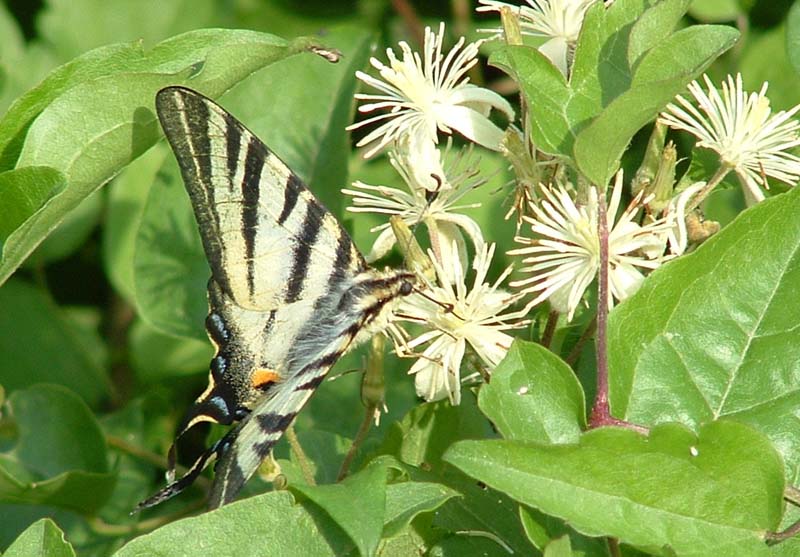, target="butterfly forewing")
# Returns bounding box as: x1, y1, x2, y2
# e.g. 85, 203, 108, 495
155, 87, 366, 310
